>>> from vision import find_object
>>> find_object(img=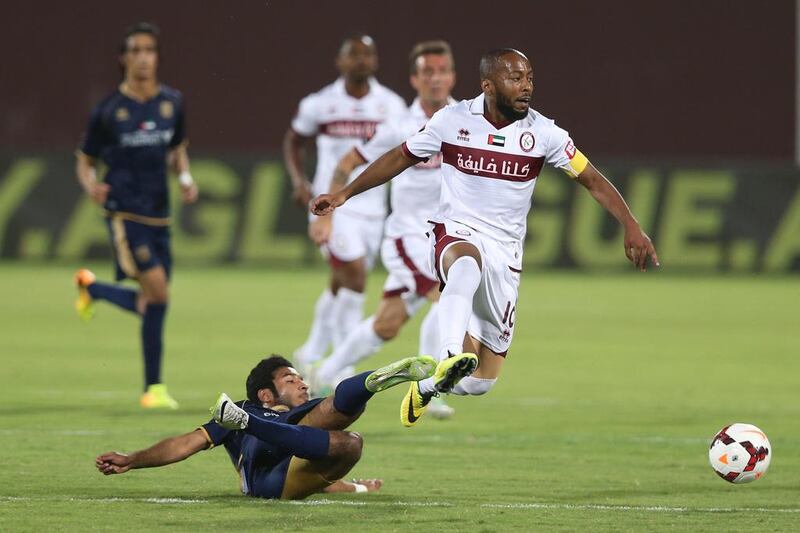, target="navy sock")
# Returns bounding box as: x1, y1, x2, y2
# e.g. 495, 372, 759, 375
332, 371, 374, 416
246, 415, 330, 459
141, 303, 167, 387
87, 282, 138, 314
